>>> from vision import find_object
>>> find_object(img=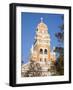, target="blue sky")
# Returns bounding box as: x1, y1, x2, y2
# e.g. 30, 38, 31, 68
21, 12, 64, 64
